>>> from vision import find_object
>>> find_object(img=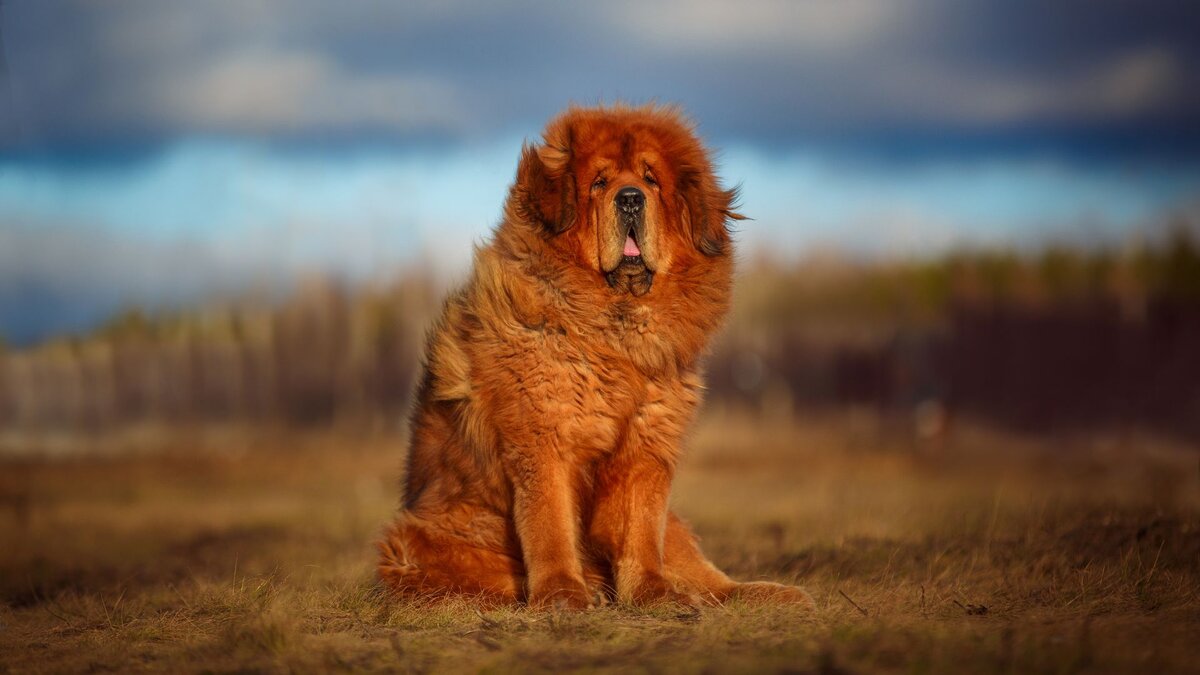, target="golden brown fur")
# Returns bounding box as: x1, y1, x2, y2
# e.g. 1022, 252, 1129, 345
378, 104, 812, 609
